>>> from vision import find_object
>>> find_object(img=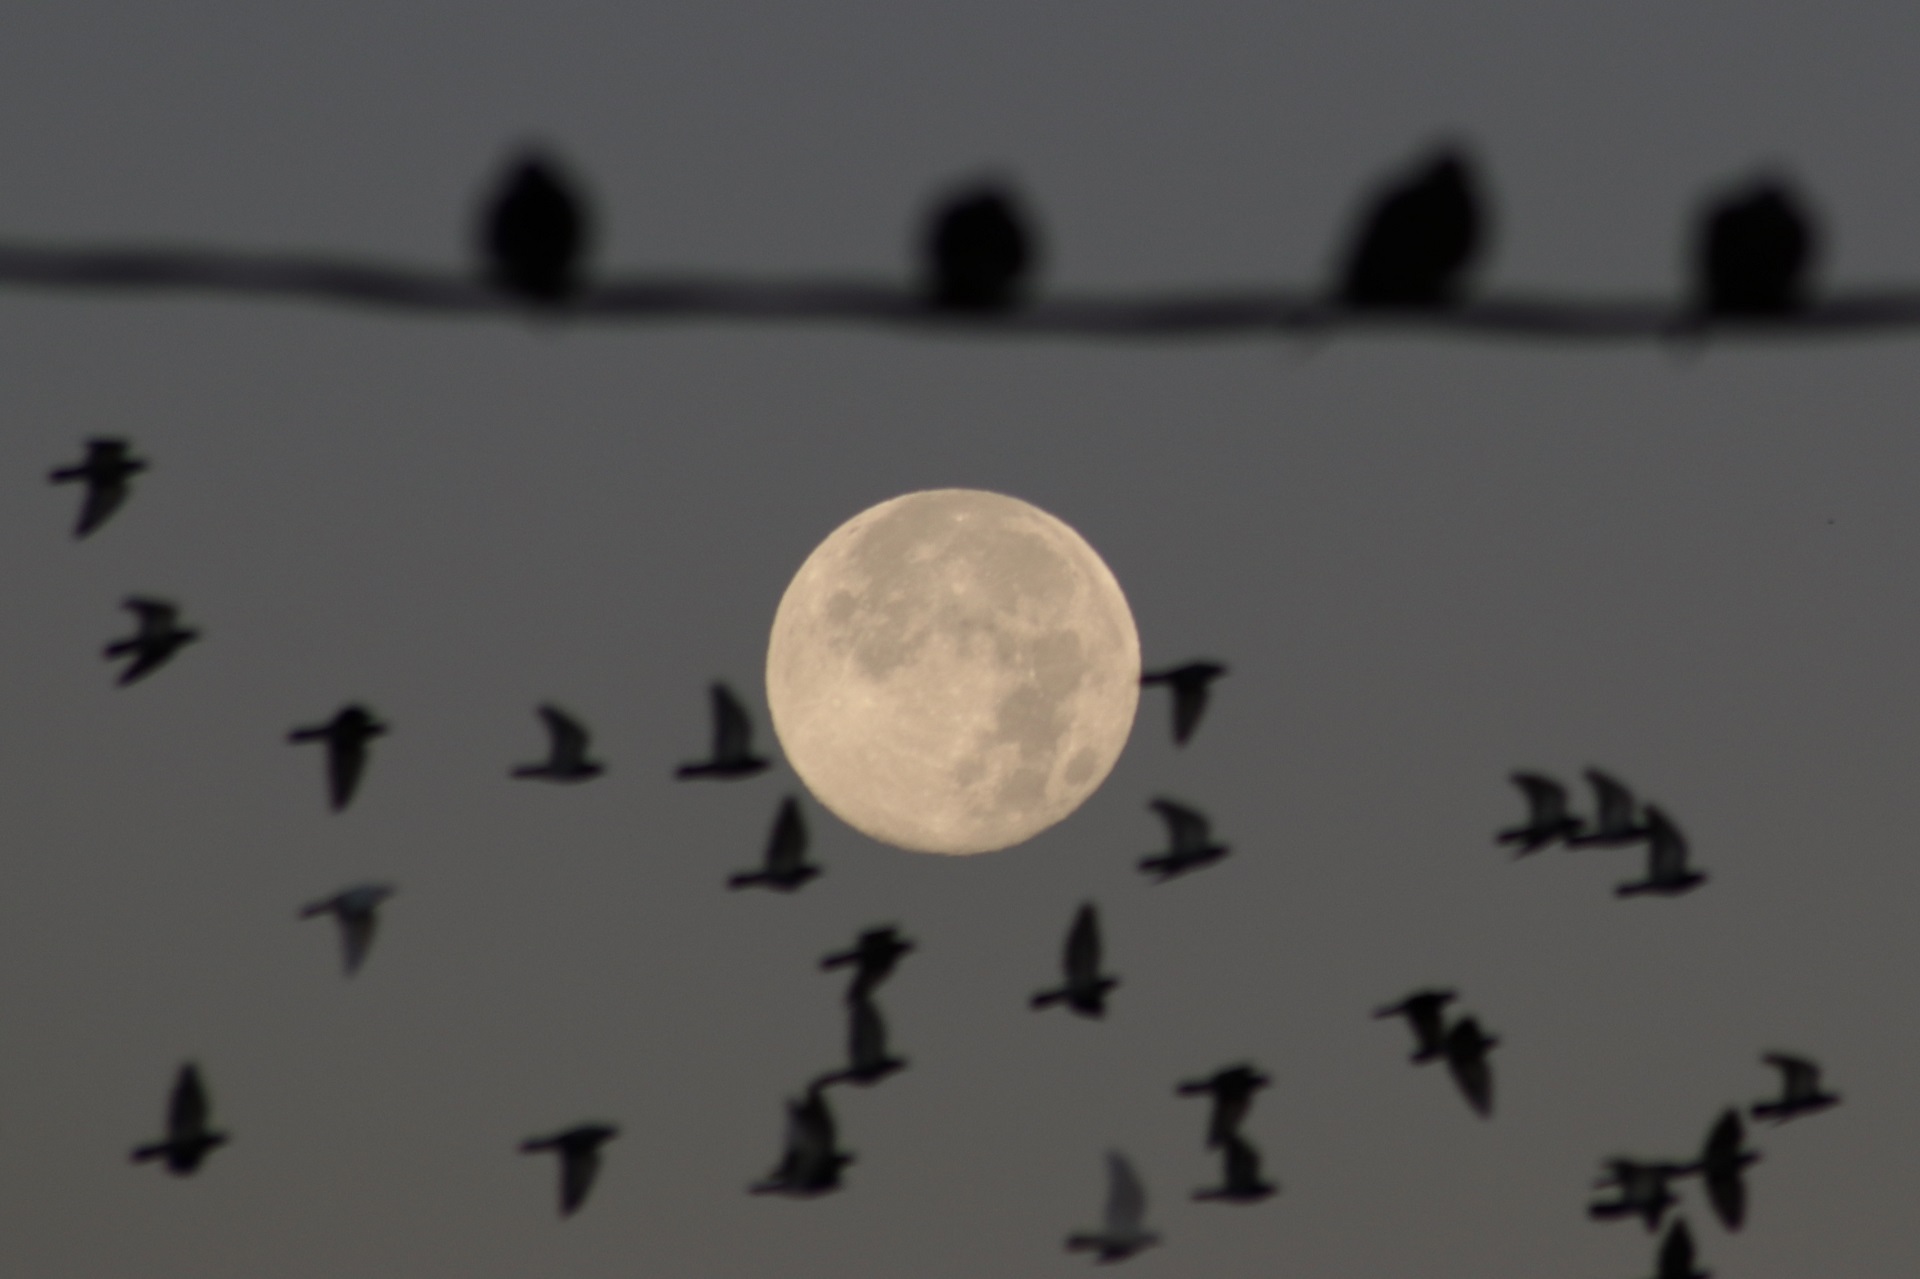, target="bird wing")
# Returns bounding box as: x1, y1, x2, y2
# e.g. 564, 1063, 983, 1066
1644, 807, 1690, 879
1658, 1220, 1697, 1277
560, 1145, 602, 1215
339, 904, 378, 975
170, 1065, 210, 1138
1065, 904, 1102, 982
329, 739, 368, 810
1151, 799, 1211, 853
540, 705, 590, 762
1511, 772, 1572, 825
1703, 1109, 1743, 1165
77, 480, 129, 537
1105, 1152, 1147, 1232
1585, 769, 1639, 835
1223, 1133, 1263, 1188
712, 684, 752, 760
766, 798, 807, 872
1170, 682, 1211, 745
1767, 1053, 1818, 1098
849, 996, 889, 1068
